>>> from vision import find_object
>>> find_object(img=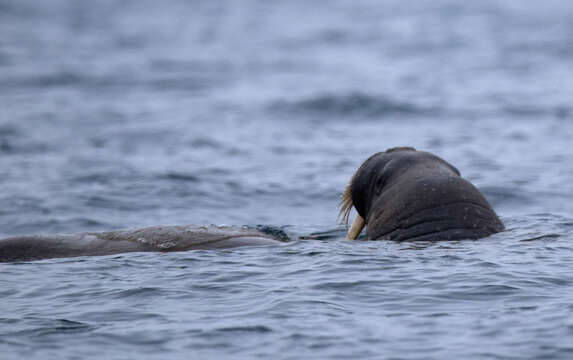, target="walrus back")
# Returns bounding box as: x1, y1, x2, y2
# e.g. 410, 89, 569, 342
0, 225, 285, 262
0, 234, 149, 262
